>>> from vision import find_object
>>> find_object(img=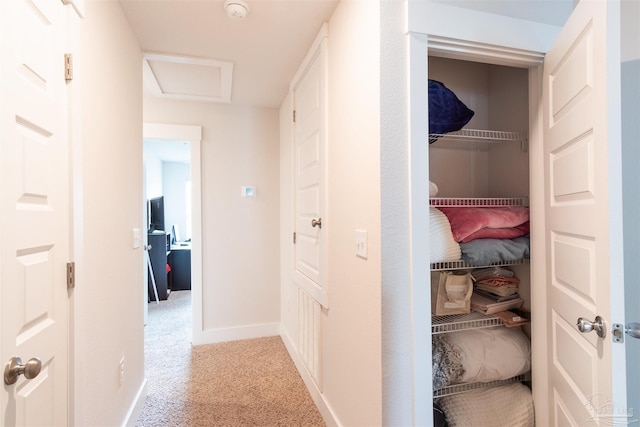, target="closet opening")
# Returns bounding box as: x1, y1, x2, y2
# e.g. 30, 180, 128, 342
427, 54, 537, 425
